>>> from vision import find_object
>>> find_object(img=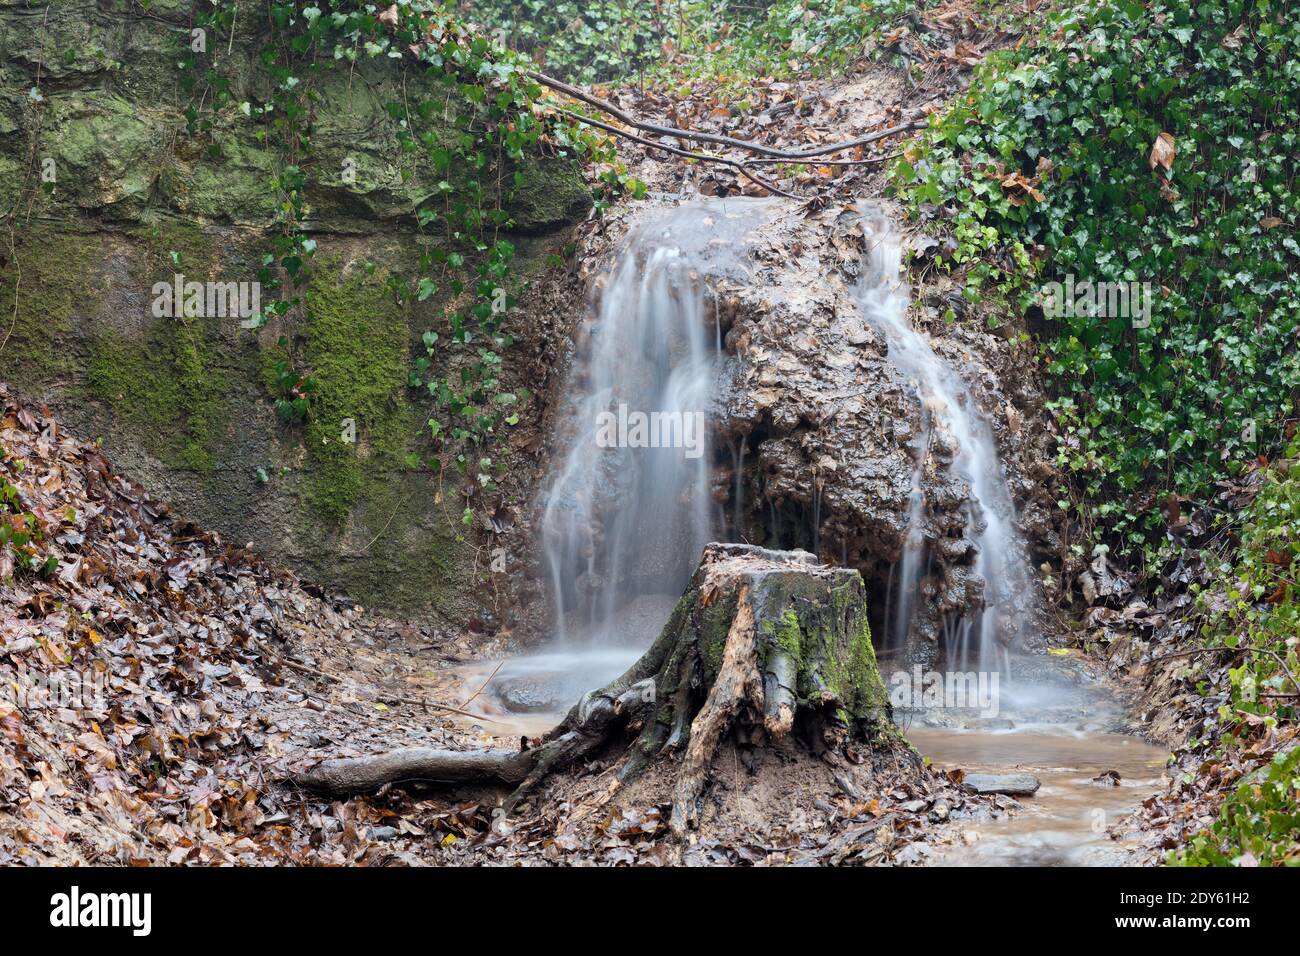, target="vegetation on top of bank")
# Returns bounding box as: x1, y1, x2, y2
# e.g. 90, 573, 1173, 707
893, 0, 1300, 569
464, 0, 934, 89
